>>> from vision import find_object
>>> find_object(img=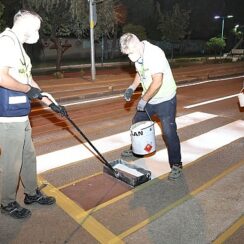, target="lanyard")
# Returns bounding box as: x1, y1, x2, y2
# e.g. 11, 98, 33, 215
7, 30, 31, 83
